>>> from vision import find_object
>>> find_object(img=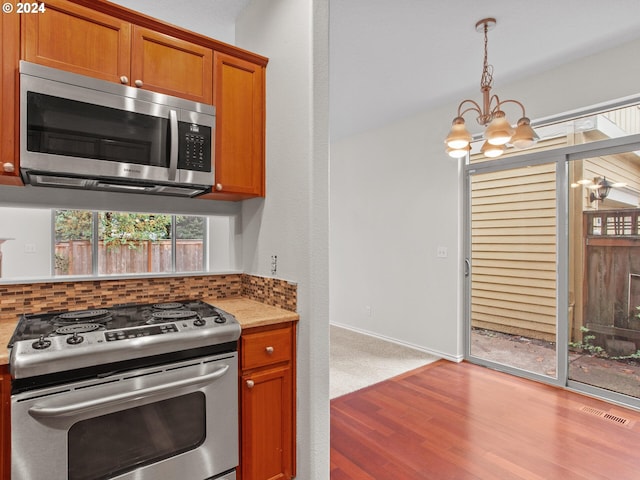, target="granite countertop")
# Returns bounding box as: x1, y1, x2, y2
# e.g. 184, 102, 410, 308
0, 296, 299, 367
